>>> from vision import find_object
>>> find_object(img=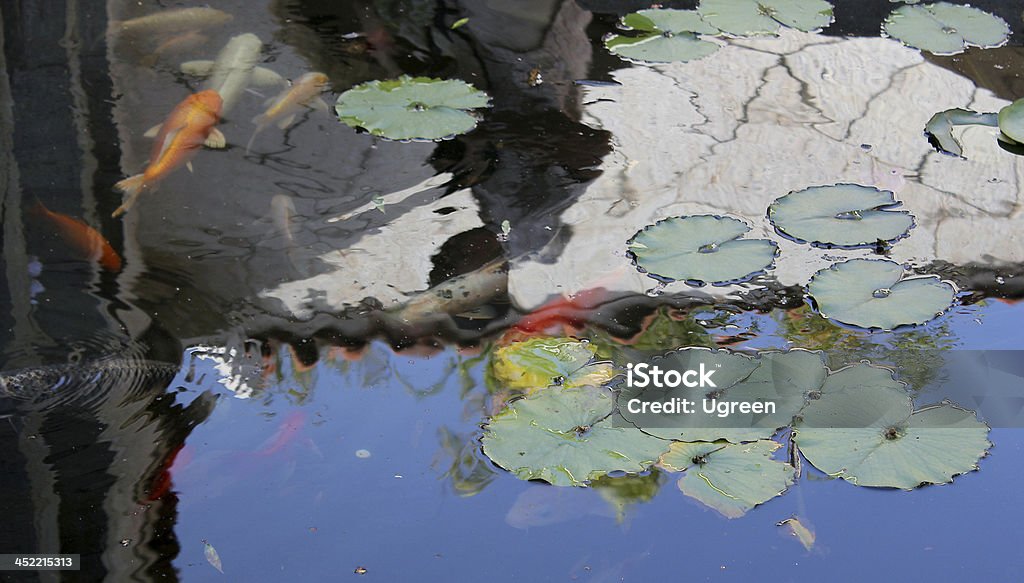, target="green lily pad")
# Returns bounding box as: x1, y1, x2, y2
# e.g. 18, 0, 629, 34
807, 259, 956, 330
490, 338, 614, 392
997, 98, 1024, 144
659, 440, 796, 518
925, 108, 999, 157
335, 76, 490, 141
883, 3, 1010, 55
481, 386, 670, 487
627, 215, 778, 285
620, 349, 826, 443
794, 364, 991, 489
697, 0, 834, 36
605, 9, 720, 63
768, 184, 915, 248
